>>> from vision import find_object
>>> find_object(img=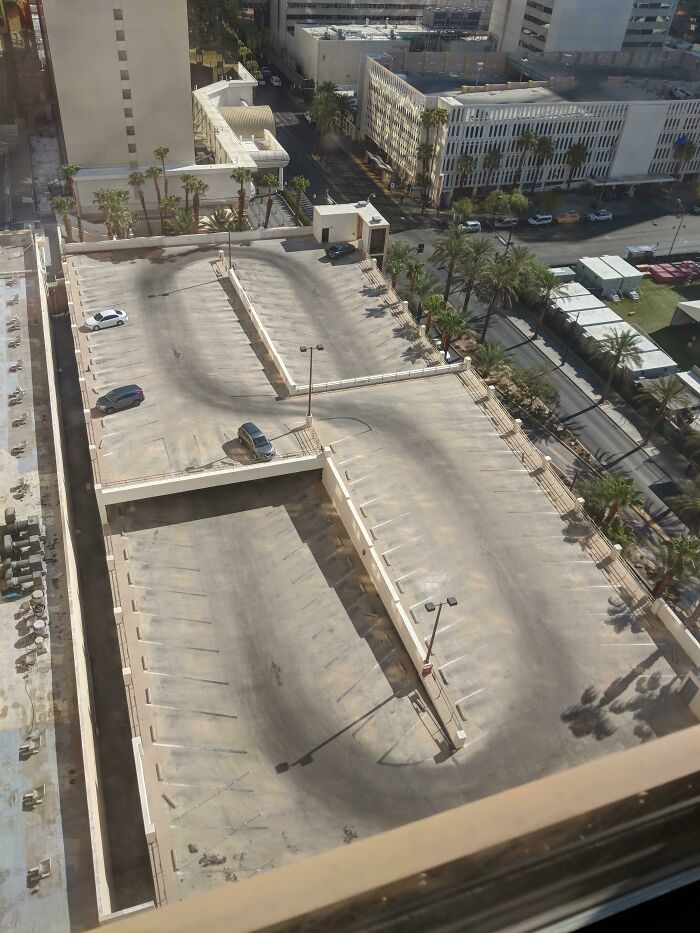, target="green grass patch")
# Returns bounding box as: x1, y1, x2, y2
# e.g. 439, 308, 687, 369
609, 278, 700, 371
